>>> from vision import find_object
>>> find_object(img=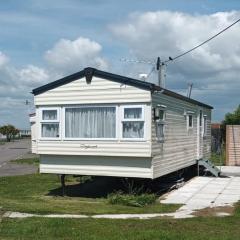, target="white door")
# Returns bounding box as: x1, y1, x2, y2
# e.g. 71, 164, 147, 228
197, 109, 203, 159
